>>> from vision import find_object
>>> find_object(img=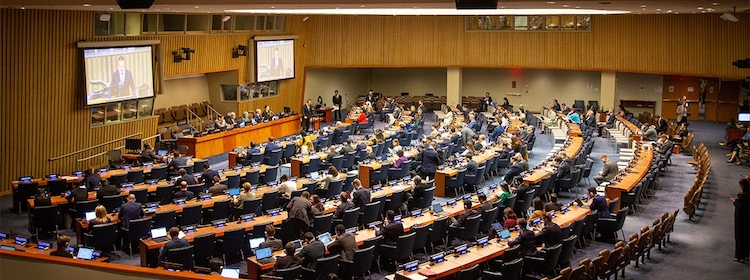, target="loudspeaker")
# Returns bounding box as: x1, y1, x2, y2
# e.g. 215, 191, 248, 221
116, 0, 155, 9
455, 0, 498, 9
